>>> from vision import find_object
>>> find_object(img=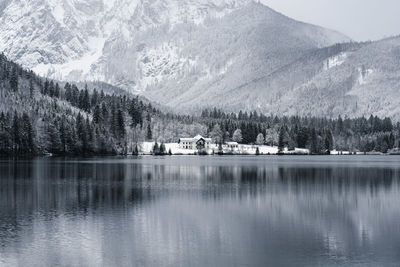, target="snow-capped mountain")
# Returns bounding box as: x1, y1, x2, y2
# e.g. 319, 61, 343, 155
0, 0, 259, 79
6, 0, 399, 119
